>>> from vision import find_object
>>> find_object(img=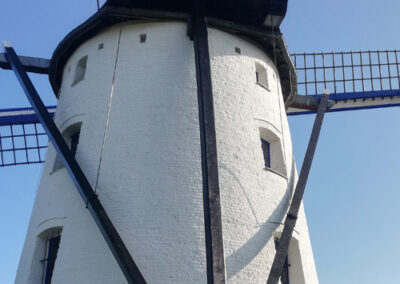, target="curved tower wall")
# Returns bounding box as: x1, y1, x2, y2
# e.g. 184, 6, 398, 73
15, 22, 318, 284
